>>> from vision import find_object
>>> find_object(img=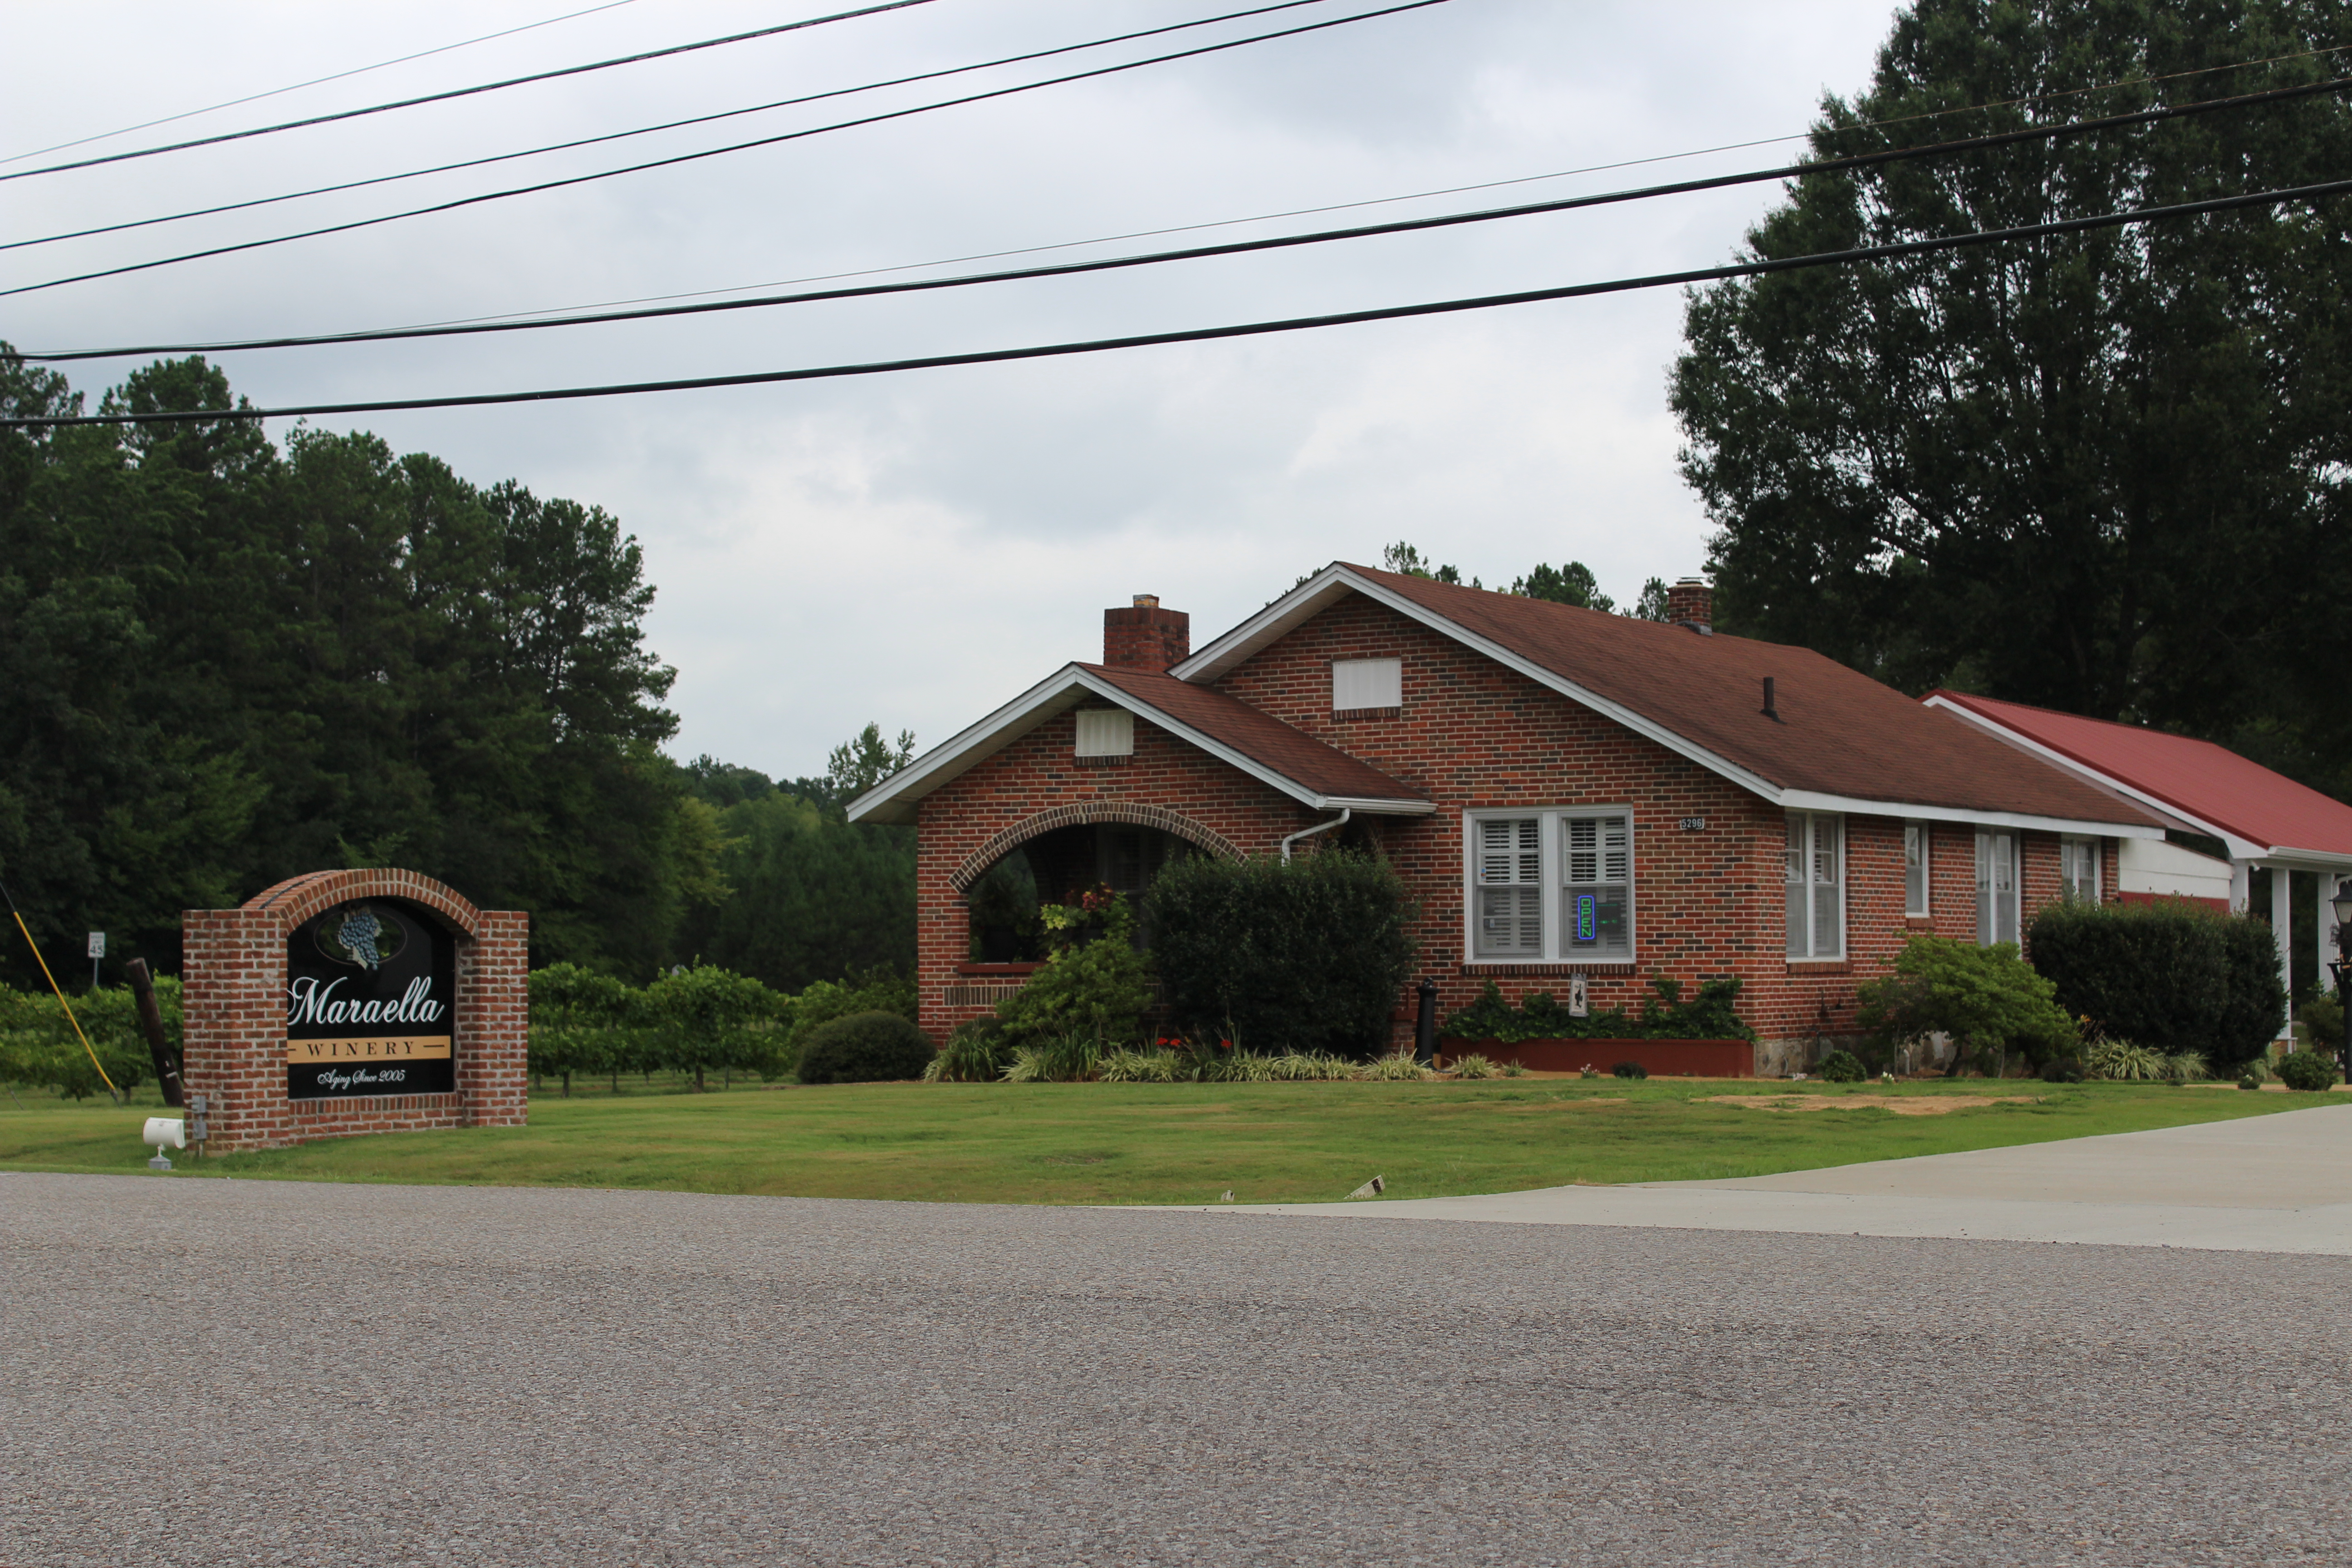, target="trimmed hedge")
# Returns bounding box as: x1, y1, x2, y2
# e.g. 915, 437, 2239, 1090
2025, 900, 2284, 1069
1441, 975, 1751, 1044
796, 1010, 935, 1084
1149, 848, 1415, 1056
